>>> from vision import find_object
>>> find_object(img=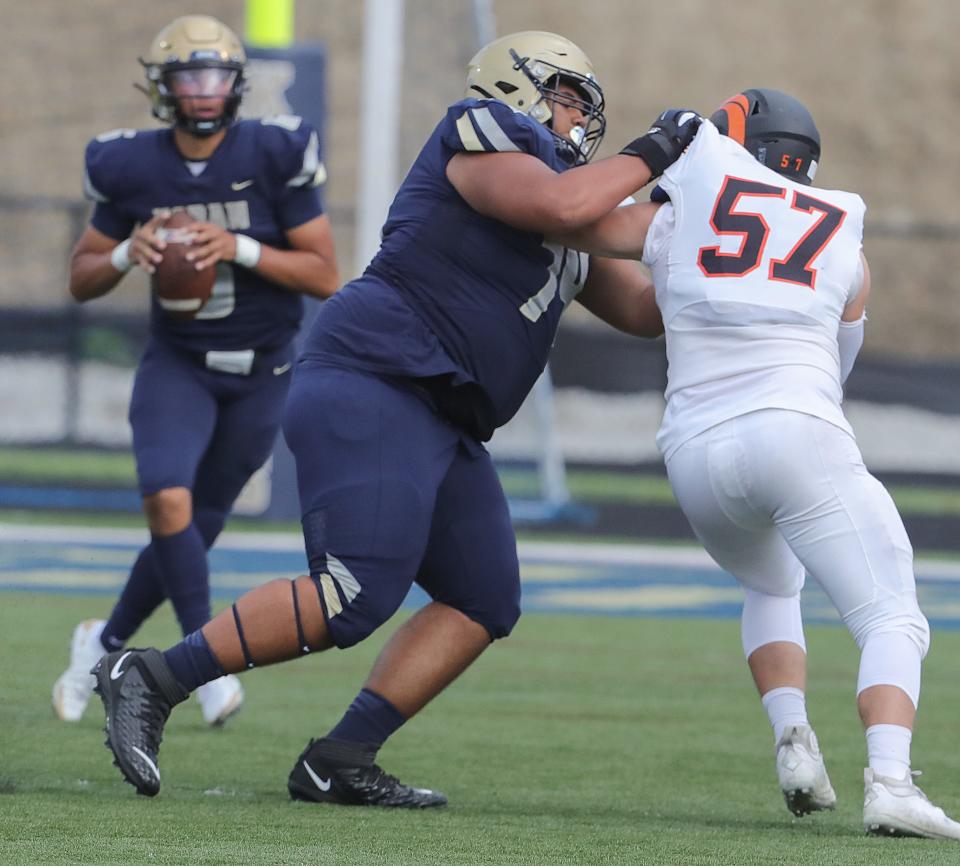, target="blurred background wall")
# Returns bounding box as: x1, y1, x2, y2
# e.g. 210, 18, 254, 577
5, 0, 959, 354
